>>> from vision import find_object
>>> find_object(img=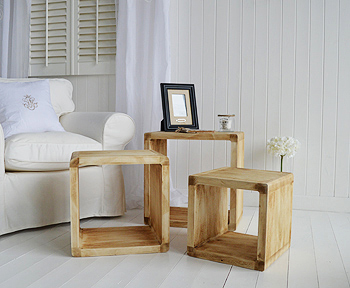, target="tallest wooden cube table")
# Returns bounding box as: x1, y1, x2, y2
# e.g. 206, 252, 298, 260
144, 131, 244, 229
